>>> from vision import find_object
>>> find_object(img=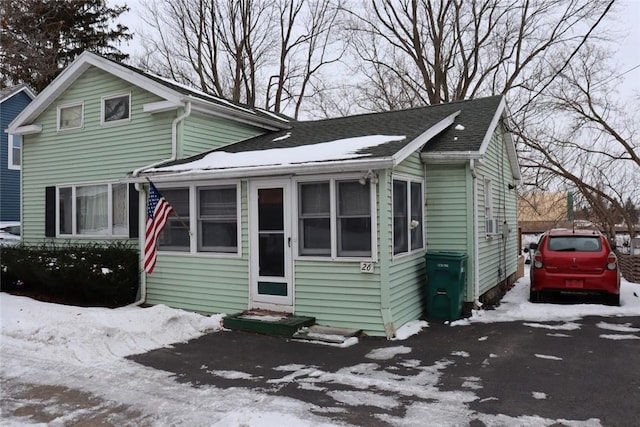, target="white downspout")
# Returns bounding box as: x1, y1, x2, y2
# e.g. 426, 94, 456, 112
470, 159, 482, 309
130, 102, 192, 306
